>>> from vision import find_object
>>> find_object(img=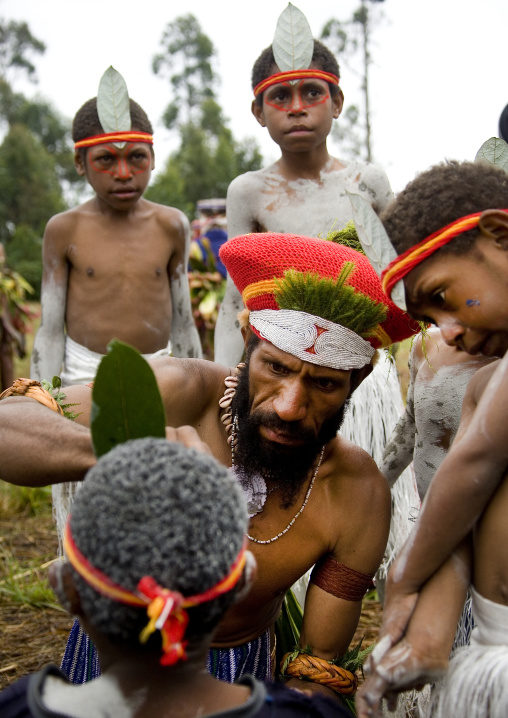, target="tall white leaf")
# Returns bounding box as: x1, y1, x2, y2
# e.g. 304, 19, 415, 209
272, 3, 314, 73
475, 137, 508, 174
346, 191, 406, 311
97, 66, 130, 148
